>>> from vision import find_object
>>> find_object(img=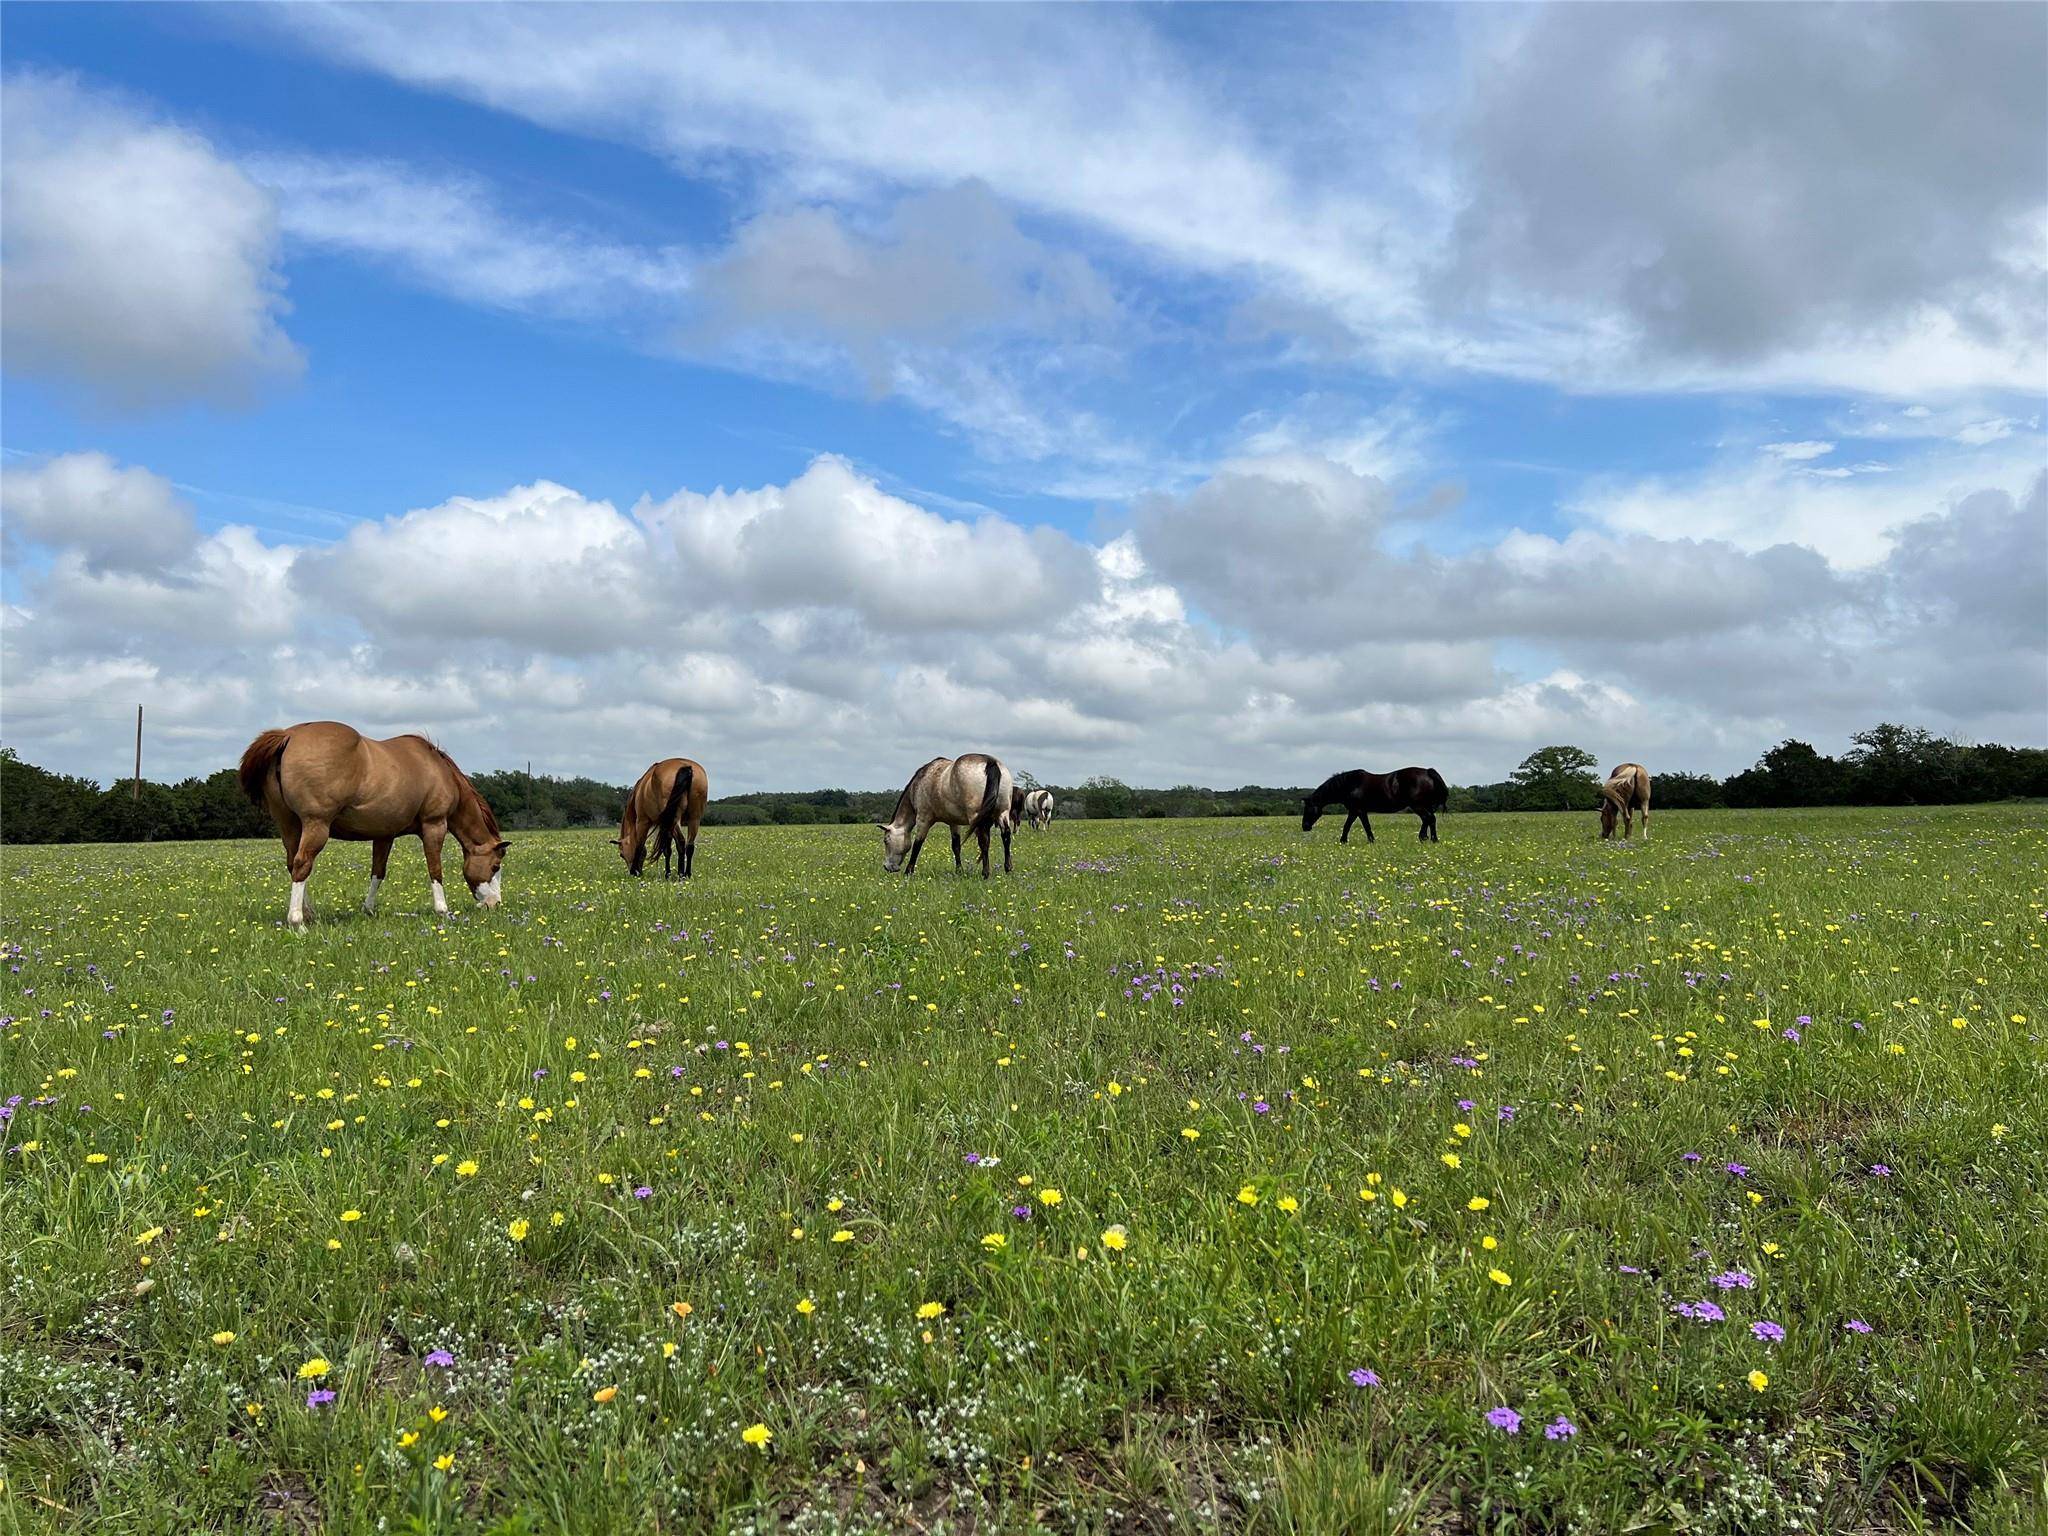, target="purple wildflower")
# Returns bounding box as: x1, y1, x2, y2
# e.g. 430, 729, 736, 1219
1843, 1319, 1874, 1334
306, 1389, 337, 1408
1485, 1406, 1522, 1434
1712, 1269, 1756, 1291
633, 1185, 653, 1200
424, 1349, 454, 1367
1869, 1164, 1892, 1177
1348, 1368, 1381, 1388
1544, 1415, 1578, 1440
1497, 1105, 1516, 1123
1682, 1152, 1702, 1164
1725, 1162, 1750, 1177
1011, 1205, 1033, 1220
1751, 1320, 1786, 1343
